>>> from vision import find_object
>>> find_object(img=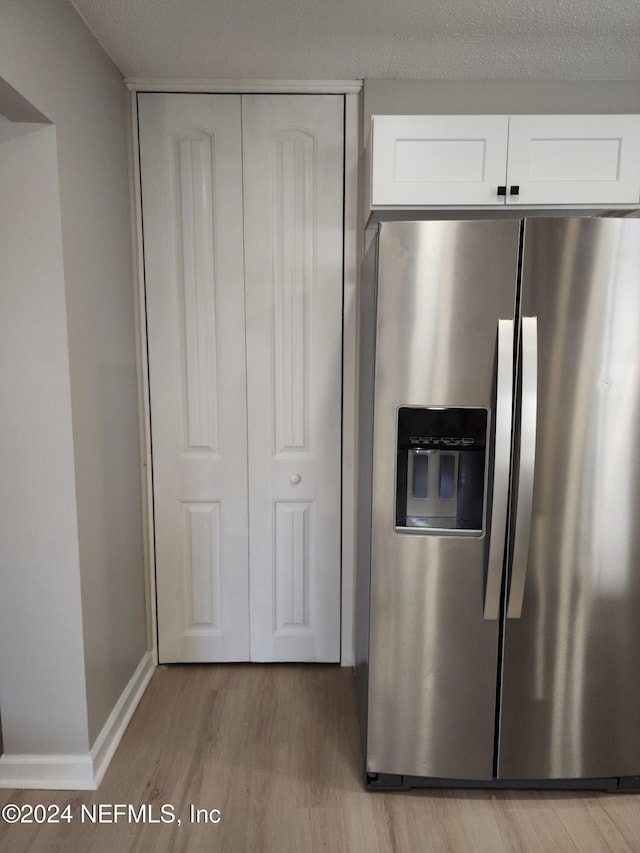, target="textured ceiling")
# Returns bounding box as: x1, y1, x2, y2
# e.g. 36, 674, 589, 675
68, 0, 640, 81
